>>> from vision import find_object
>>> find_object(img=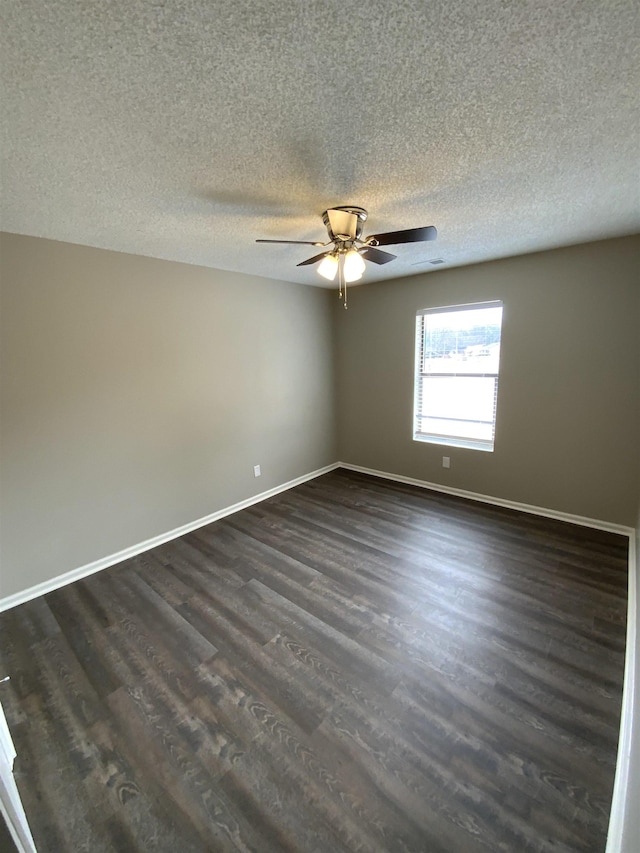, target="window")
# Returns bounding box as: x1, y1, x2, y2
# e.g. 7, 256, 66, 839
413, 301, 503, 451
